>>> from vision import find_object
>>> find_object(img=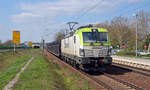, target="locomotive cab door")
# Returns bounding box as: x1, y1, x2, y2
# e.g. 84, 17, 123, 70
73, 36, 76, 56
